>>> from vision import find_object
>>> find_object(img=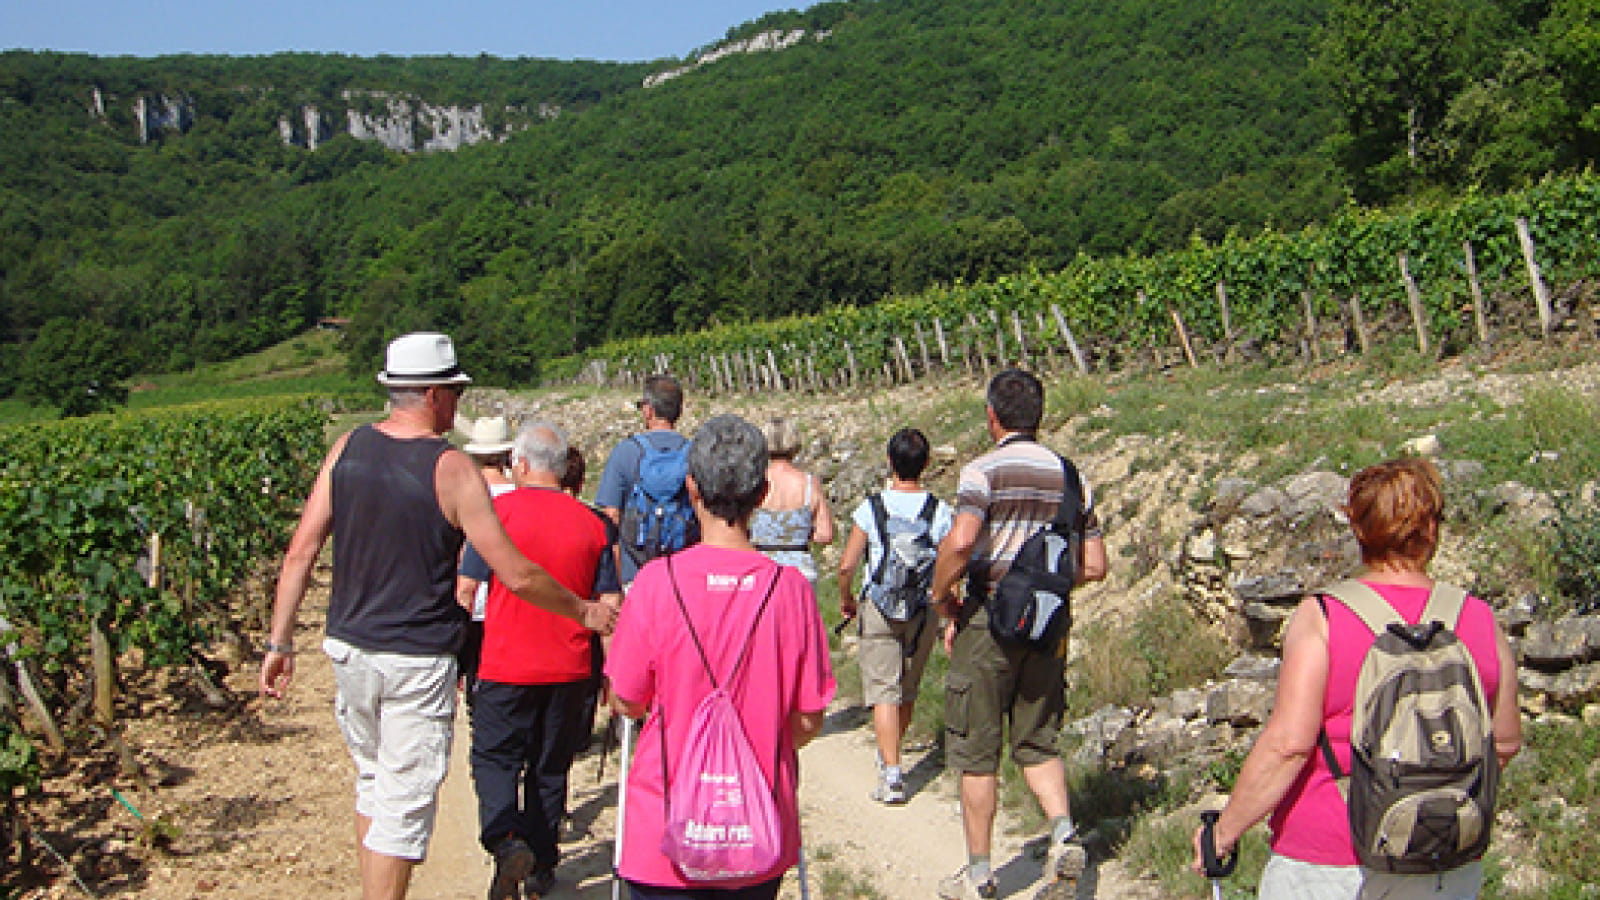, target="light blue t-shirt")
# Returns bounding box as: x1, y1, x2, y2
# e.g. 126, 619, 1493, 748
850, 489, 954, 580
